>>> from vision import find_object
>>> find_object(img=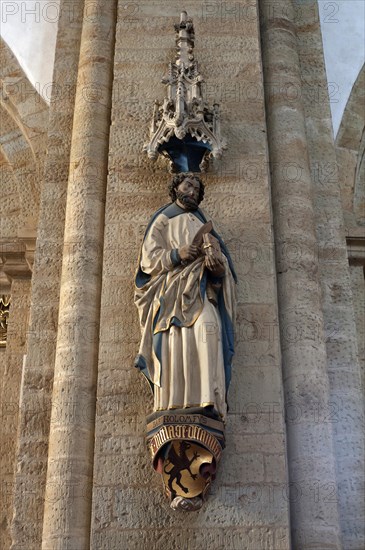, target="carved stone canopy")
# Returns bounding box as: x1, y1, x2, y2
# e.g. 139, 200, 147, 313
144, 11, 226, 173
